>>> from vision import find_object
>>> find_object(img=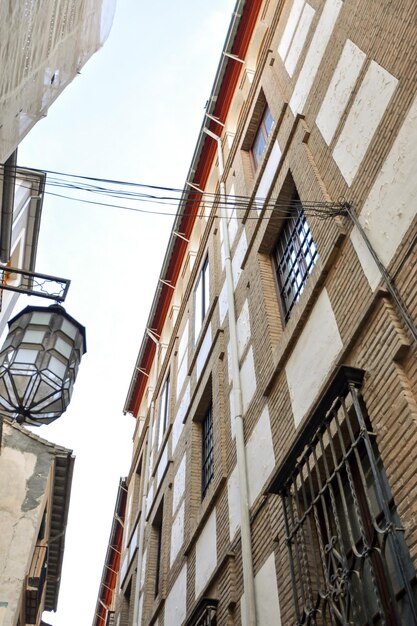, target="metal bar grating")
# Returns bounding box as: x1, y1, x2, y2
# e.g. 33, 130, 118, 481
202, 405, 214, 498
280, 385, 417, 625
